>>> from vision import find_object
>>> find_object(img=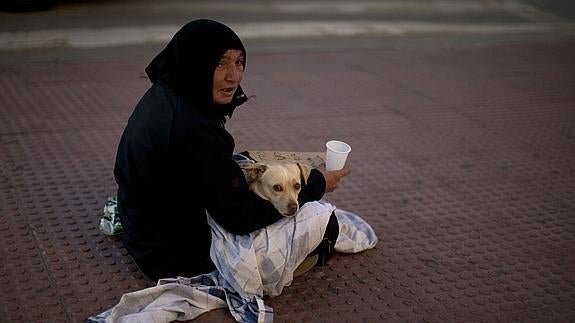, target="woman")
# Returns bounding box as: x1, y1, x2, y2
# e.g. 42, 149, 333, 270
114, 19, 350, 281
